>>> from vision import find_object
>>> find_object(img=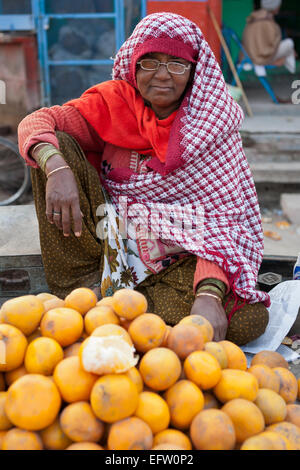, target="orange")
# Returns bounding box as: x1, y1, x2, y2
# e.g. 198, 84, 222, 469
5, 374, 61, 431
152, 443, 185, 450
90, 374, 139, 423
267, 421, 300, 450
84, 305, 120, 335
27, 328, 42, 343
63, 342, 82, 358
222, 398, 265, 443
204, 341, 228, 369
219, 340, 247, 371
1, 295, 44, 336
183, 350, 222, 390
4, 365, 27, 387
285, 404, 300, 428
298, 377, 300, 401
273, 367, 298, 403
124, 366, 143, 393
64, 287, 98, 315
250, 350, 289, 369
118, 317, 132, 331
79, 335, 138, 375
248, 364, 280, 392
153, 429, 192, 450
0, 430, 7, 449
96, 296, 115, 309
213, 369, 259, 403
53, 356, 97, 403
5, 365, 27, 386
161, 325, 172, 347
128, 313, 167, 353
40, 417, 72, 450
40, 307, 84, 347
66, 442, 104, 450
190, 409, 236, 450
43, 298, 65, 313
112, 289, 147, 320
139, 348, 181, 391
91, 323, 133, 346
179, 314, 214, 343
36, 292, 58, 303
0, 324, 28, 372
60, 401, 104, 443
2, 428, 43, 450
0, 392, 13, 430
203, 392, 220, 410
24, 337, 64, 376
0, 373, 5, 391
134, 391, 170, 434
240, 431, 294, 450
108, 416, 153, 450
167, 323, 204, 360
164, 379, 204, 430
254, 388, 287, 425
